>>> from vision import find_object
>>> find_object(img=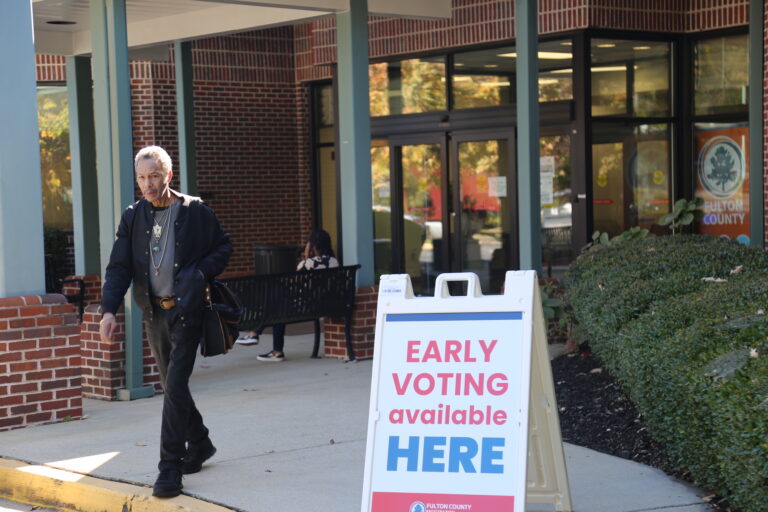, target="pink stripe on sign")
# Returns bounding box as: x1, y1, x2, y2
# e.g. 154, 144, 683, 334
372, 492, 514, 512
